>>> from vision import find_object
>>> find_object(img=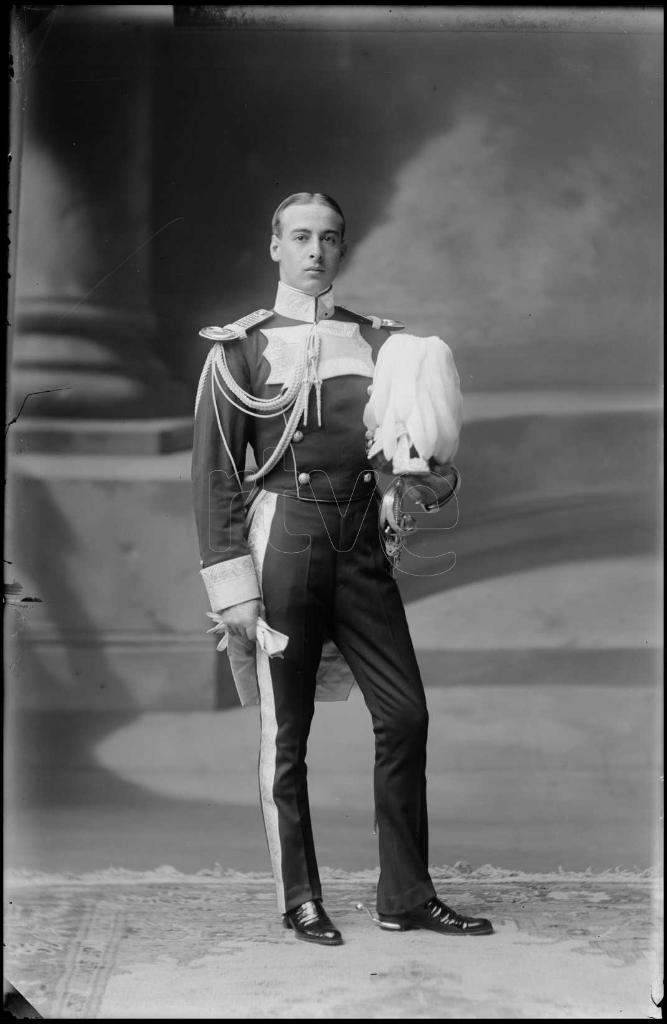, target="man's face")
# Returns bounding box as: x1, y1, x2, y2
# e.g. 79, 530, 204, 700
270, 203, 347, 296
